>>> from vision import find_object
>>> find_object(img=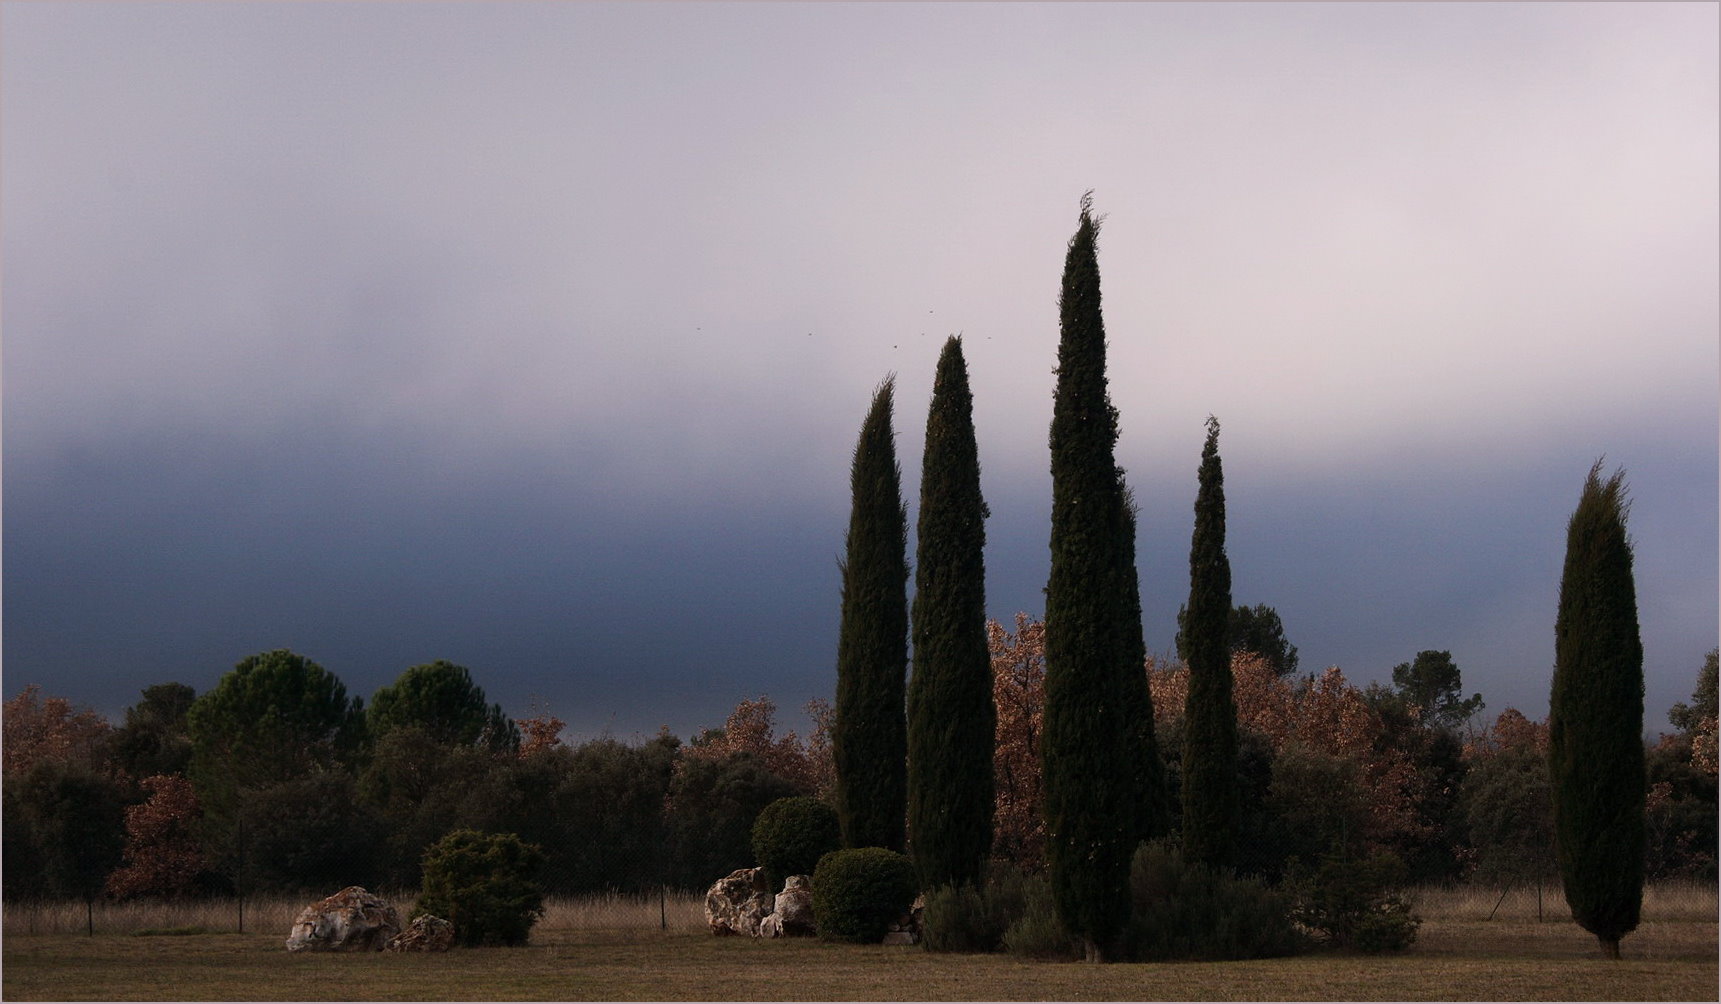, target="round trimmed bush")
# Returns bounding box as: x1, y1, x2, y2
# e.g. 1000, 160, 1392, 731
415, 829, 546, 947
751, 796, 841, 886
811, 846, 918, 943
